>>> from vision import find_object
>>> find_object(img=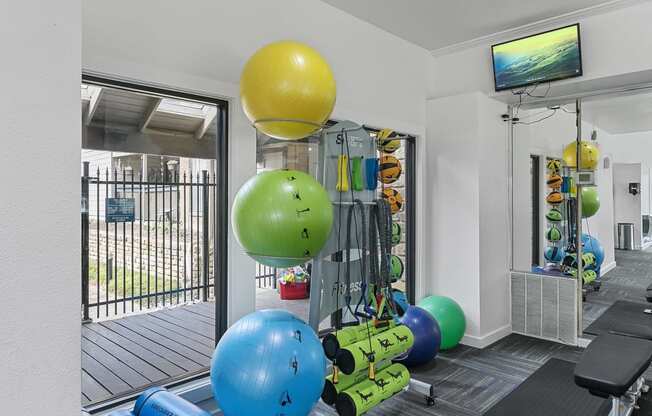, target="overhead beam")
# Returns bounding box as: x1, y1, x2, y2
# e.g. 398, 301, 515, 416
84, 87, 104, 126
139, 97, 162, 132
83, 125, 217, 159
194, 107, 217, 139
